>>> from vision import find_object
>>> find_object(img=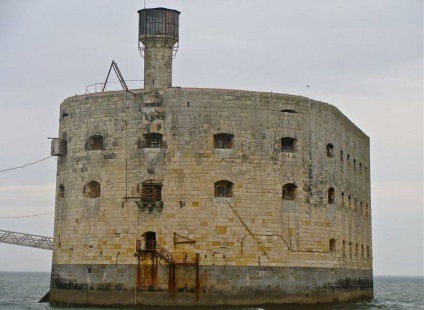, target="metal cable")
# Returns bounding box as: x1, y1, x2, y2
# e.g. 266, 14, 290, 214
0, 156, 53, 173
